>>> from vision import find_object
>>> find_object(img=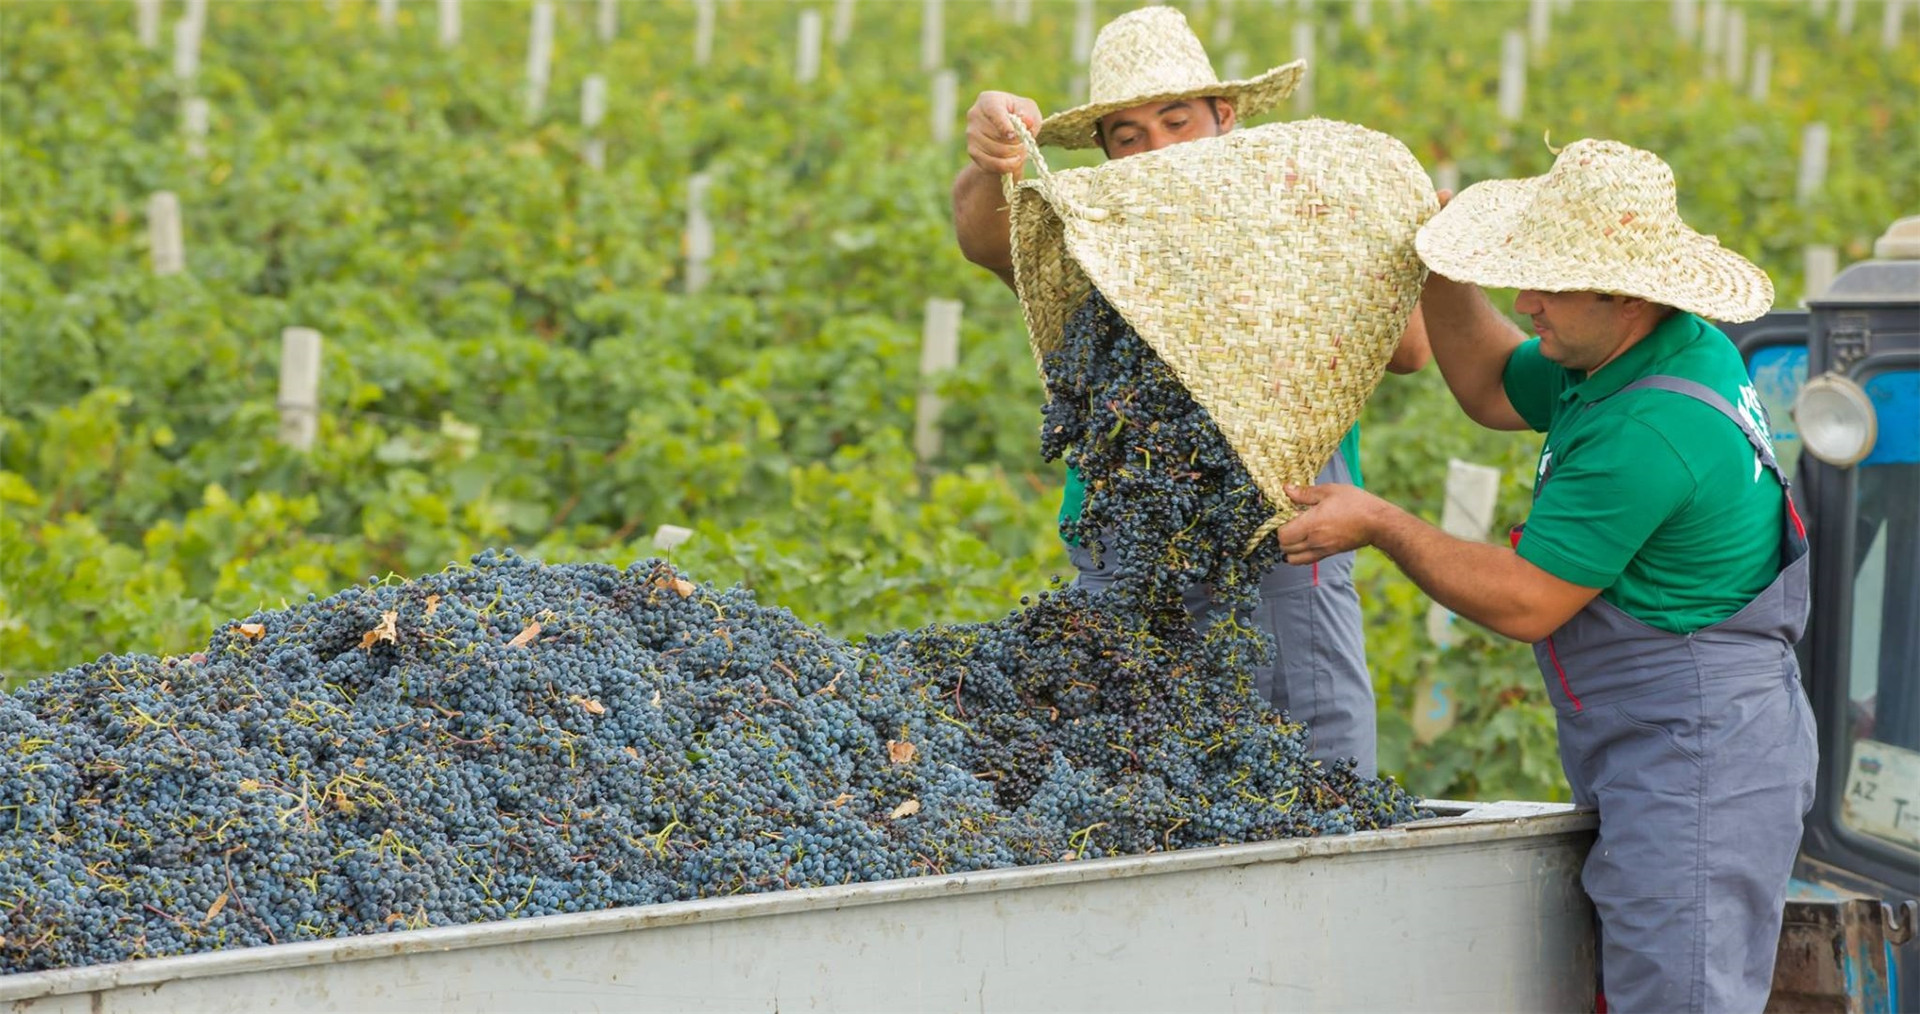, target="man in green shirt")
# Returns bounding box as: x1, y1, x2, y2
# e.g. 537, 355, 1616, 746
1275, 140, 1816, 1011
951, 6, 1428, 776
